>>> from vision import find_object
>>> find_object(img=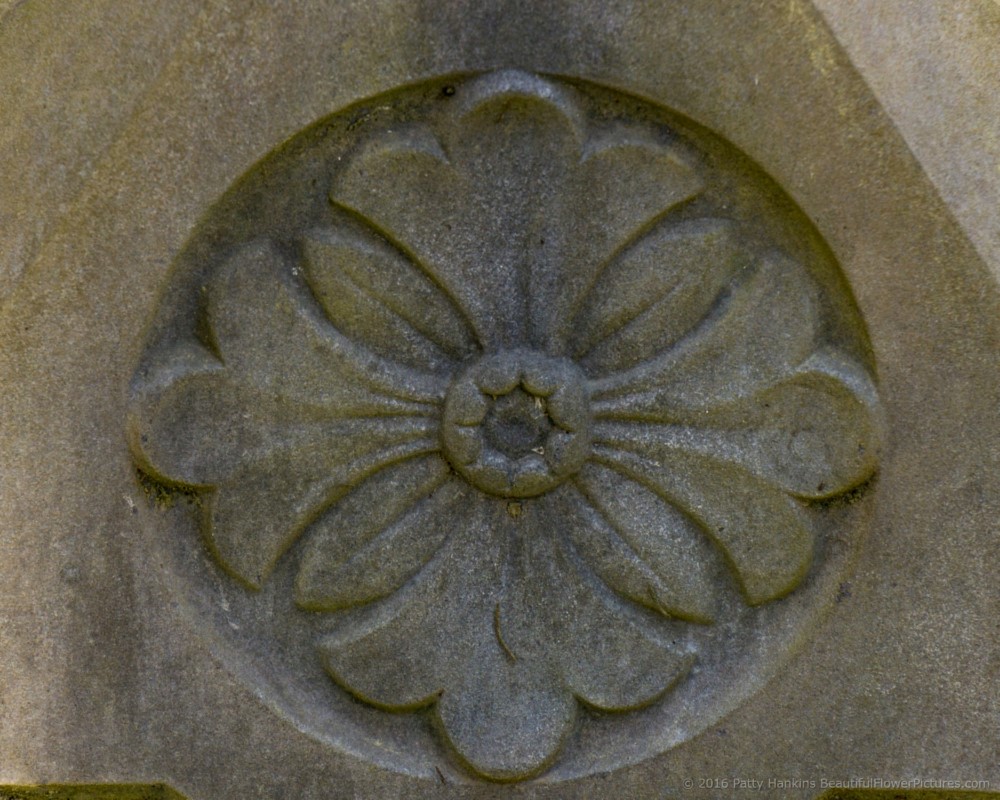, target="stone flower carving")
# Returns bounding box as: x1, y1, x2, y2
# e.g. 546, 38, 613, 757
129, 71, 881, 780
